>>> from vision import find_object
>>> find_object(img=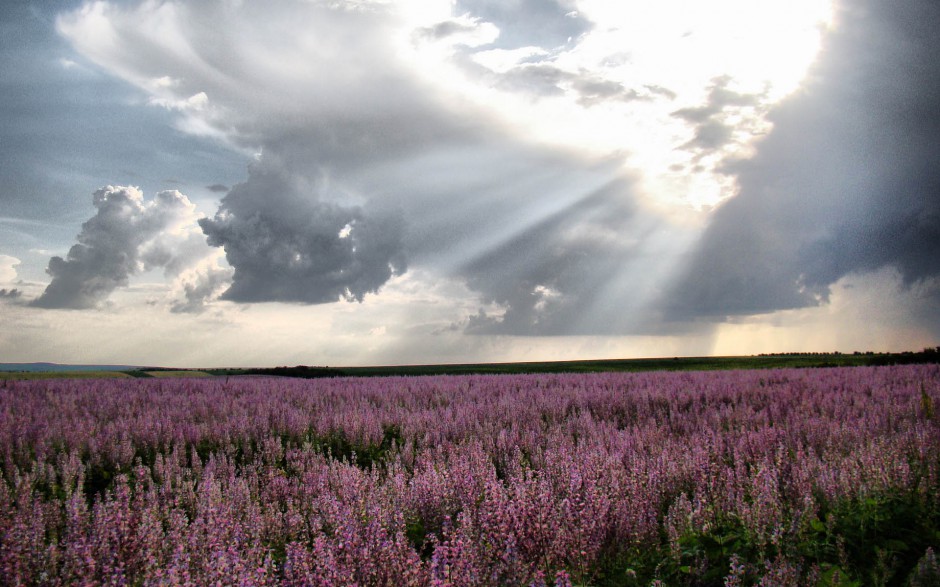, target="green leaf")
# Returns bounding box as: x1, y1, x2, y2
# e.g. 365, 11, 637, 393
884, 539, 908, 553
